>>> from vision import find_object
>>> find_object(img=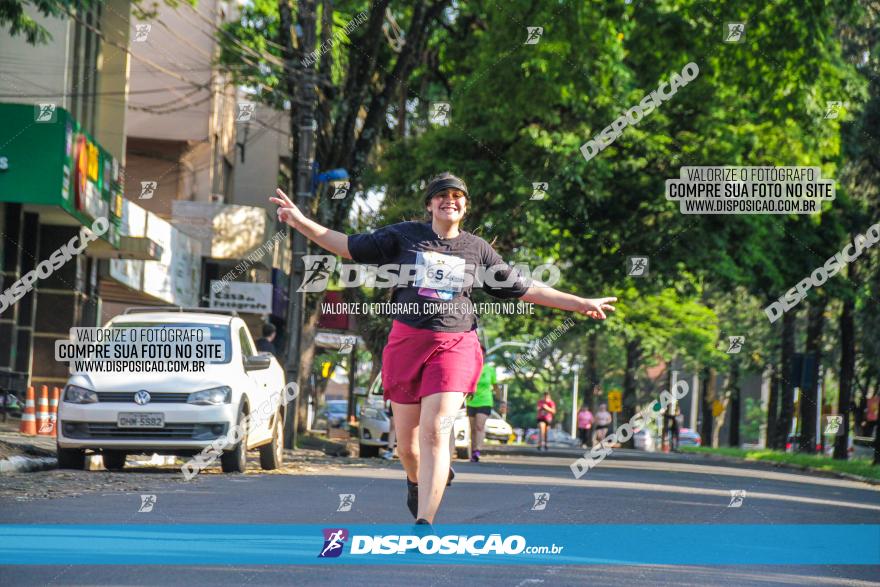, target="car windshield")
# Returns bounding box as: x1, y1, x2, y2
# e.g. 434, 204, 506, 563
327, 401, 347, 414
111, 322, 232, 364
